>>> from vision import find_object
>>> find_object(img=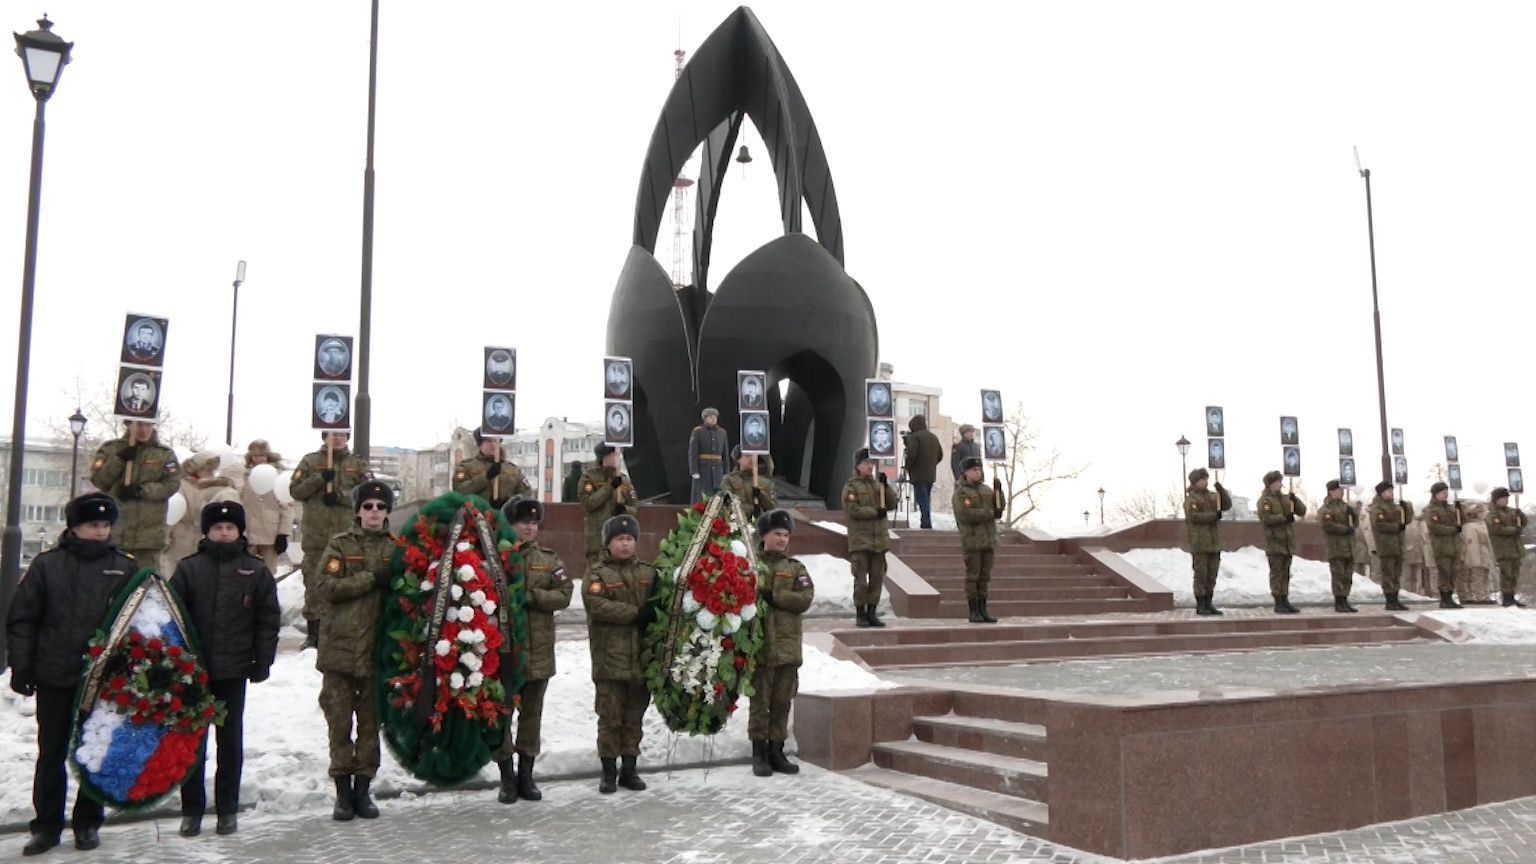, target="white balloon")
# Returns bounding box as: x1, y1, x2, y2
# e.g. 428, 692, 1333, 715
165, 492, 187, 526
273, 471, 295, 505
1473, 480, 1489, 495
248, 463, 278, 496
